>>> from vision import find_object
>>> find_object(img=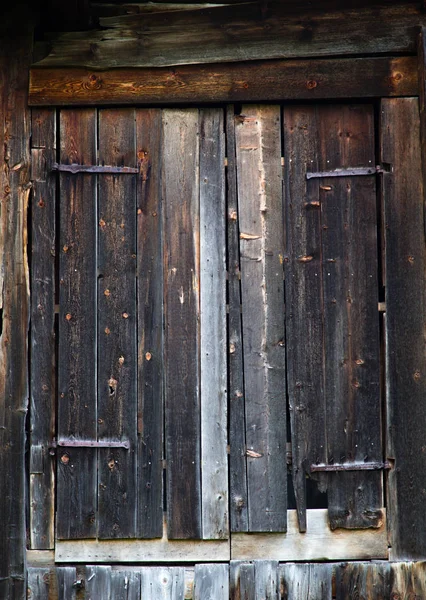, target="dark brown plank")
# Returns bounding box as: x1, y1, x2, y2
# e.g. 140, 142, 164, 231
33, 2, 426, 69
29, 56, 417, 106
163, 109, 201, 539
319, 105, 382, 530
227, 106, 248, 533
97, 109, 138, 538
57, 108, 98, 539
136, 109, 164, 539
335, 562, 391, 599
382, 98, 426, 559
236, 105, 287, 533
283, 105, 324, 532
30, 108, 56, 550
